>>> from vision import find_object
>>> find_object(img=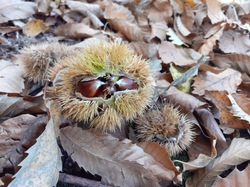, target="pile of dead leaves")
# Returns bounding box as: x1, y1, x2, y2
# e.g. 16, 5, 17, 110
1, 0, 250, 187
